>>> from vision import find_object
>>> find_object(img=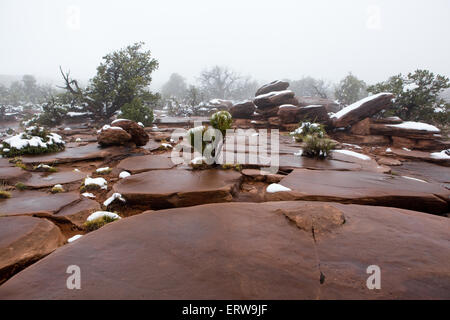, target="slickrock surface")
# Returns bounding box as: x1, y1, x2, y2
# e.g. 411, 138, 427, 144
266, 169, 450, 214
22, 171, 85, 189
113, 169, 242, 209
0, 202, 448, 299
0, 167, 31, 184
0, 191, 80, 217
117, 154, 176, 173
20, 144, 131, 164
